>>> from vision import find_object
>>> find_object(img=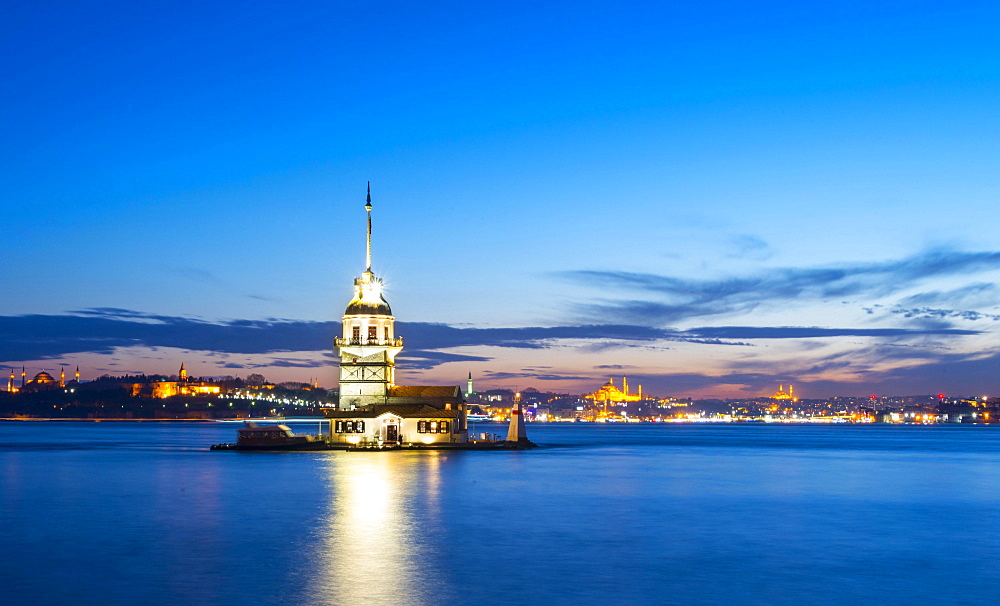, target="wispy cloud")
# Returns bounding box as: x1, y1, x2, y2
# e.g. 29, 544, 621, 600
0, 310, 683, 369
480, 370, 594, 382
1, 308, 985, 369
684, 326, 980, 339
619, 345, 1000, 398
561, 247, 1000, 325
726, 234, 772, 261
